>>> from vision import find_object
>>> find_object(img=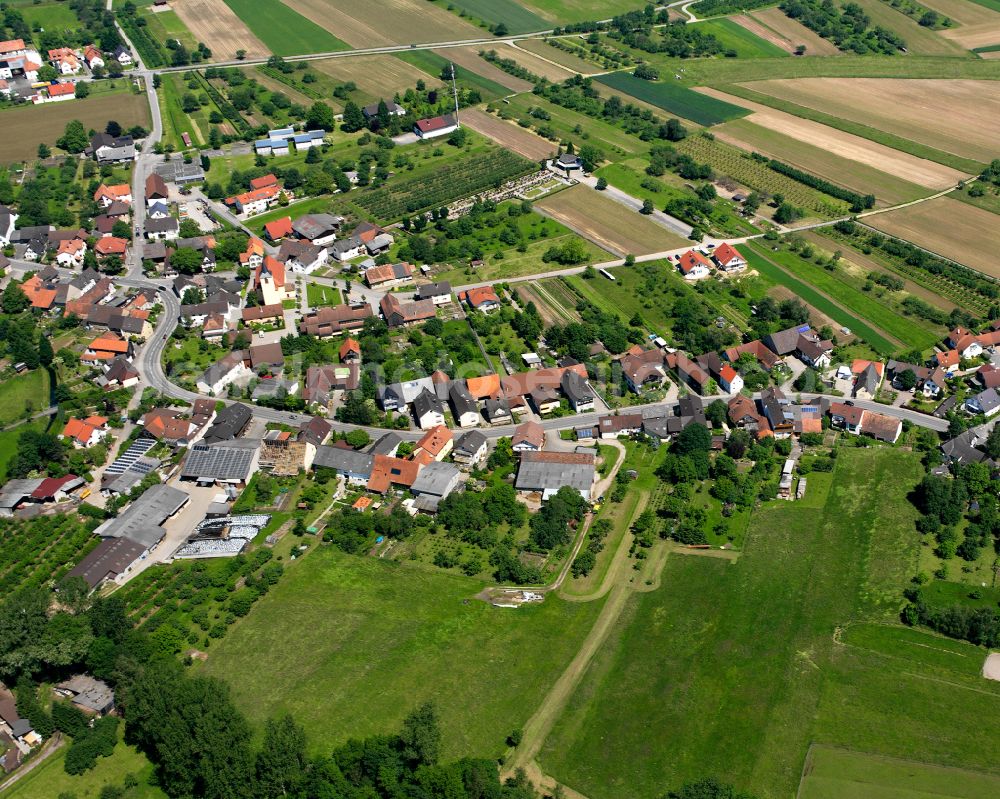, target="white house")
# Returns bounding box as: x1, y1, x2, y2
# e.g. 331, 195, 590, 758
414, 113, 458, 140
56, 239, 87, 267
196, 351, 251, 396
